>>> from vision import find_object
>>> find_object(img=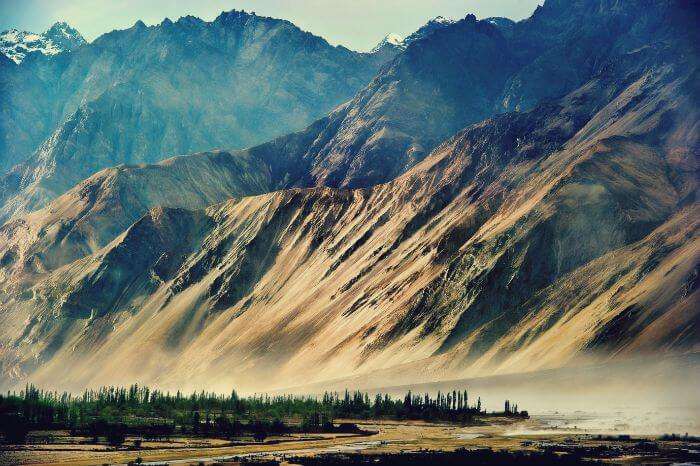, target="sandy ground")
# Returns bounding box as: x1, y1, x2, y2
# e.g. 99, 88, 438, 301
0, 416, 697, 466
